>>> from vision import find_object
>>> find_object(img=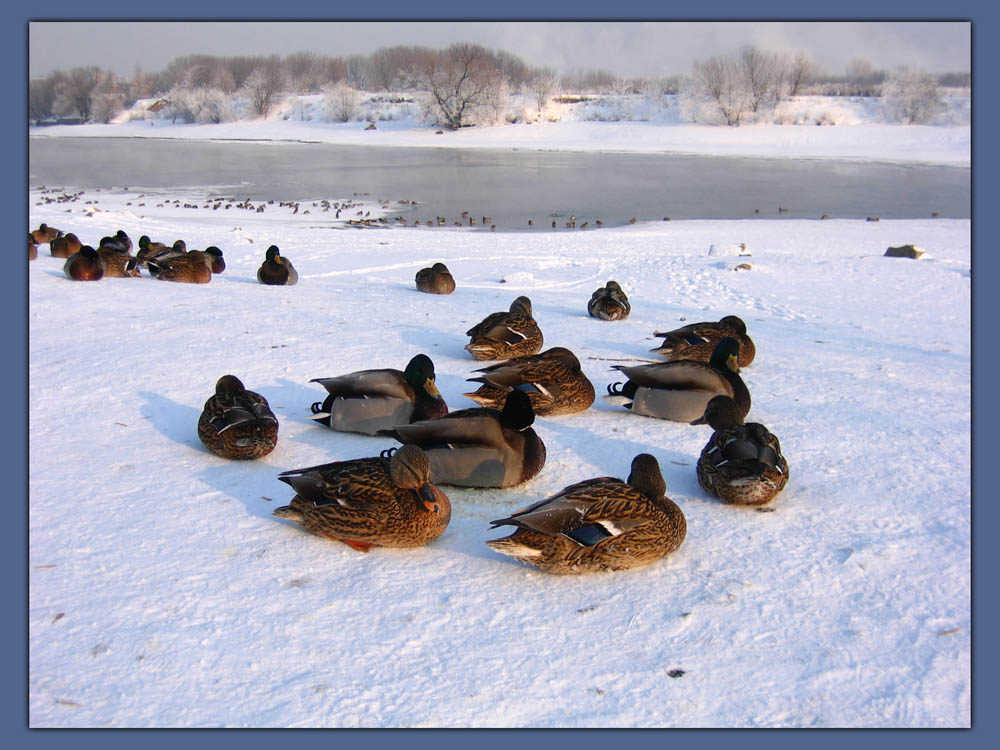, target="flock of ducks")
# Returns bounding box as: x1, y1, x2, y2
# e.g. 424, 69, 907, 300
30, 223, 298, 286
32, 219, 789, 575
